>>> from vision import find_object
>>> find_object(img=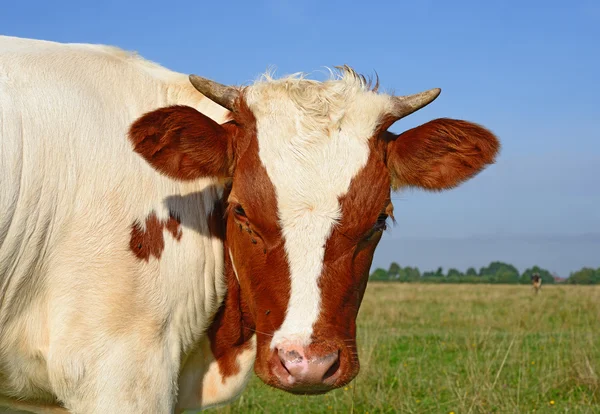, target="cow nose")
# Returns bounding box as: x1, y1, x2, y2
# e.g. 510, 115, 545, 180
272, 345, 341, 392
